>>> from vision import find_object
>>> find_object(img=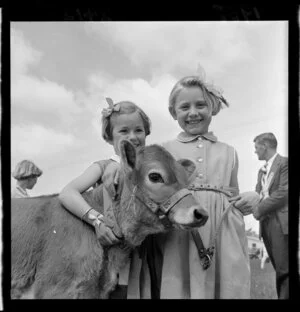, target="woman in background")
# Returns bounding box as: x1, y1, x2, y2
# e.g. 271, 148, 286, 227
11, 160, 43, 198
